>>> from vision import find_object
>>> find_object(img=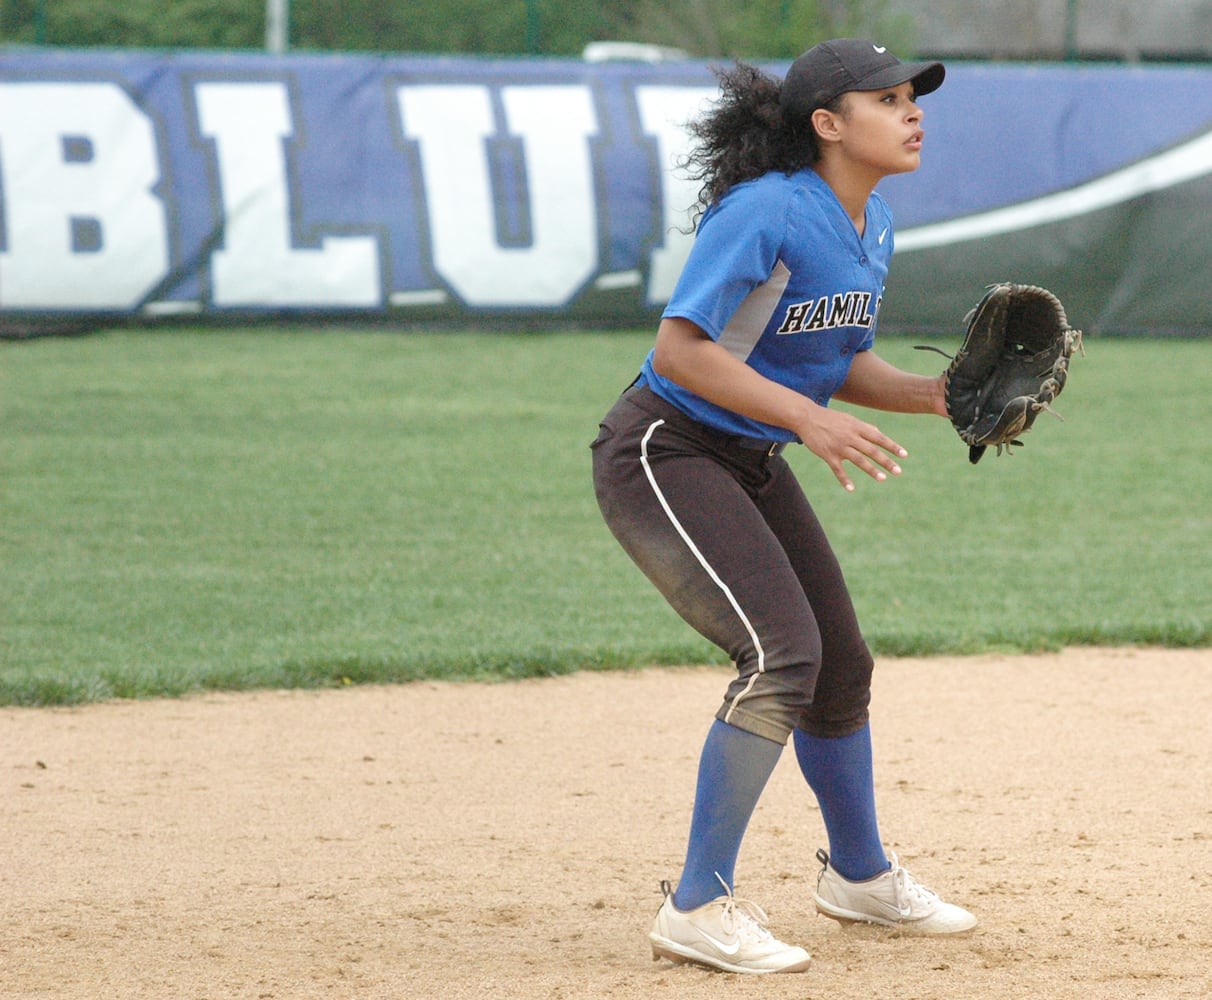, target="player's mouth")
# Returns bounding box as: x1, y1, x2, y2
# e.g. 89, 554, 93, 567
905, 130, 924, 151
